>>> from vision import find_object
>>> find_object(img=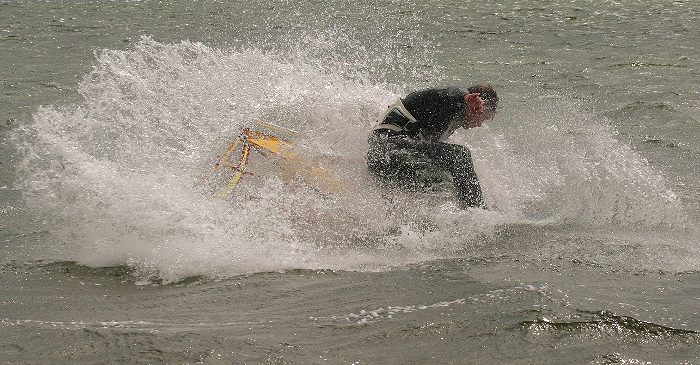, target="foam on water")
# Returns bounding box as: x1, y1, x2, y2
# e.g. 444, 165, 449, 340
13, 38, 697, 282
469, 96, 688, 227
